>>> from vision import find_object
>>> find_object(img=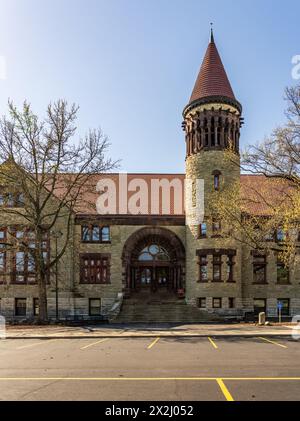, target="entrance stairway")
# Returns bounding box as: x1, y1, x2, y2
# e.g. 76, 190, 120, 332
114, 290, 220, 323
